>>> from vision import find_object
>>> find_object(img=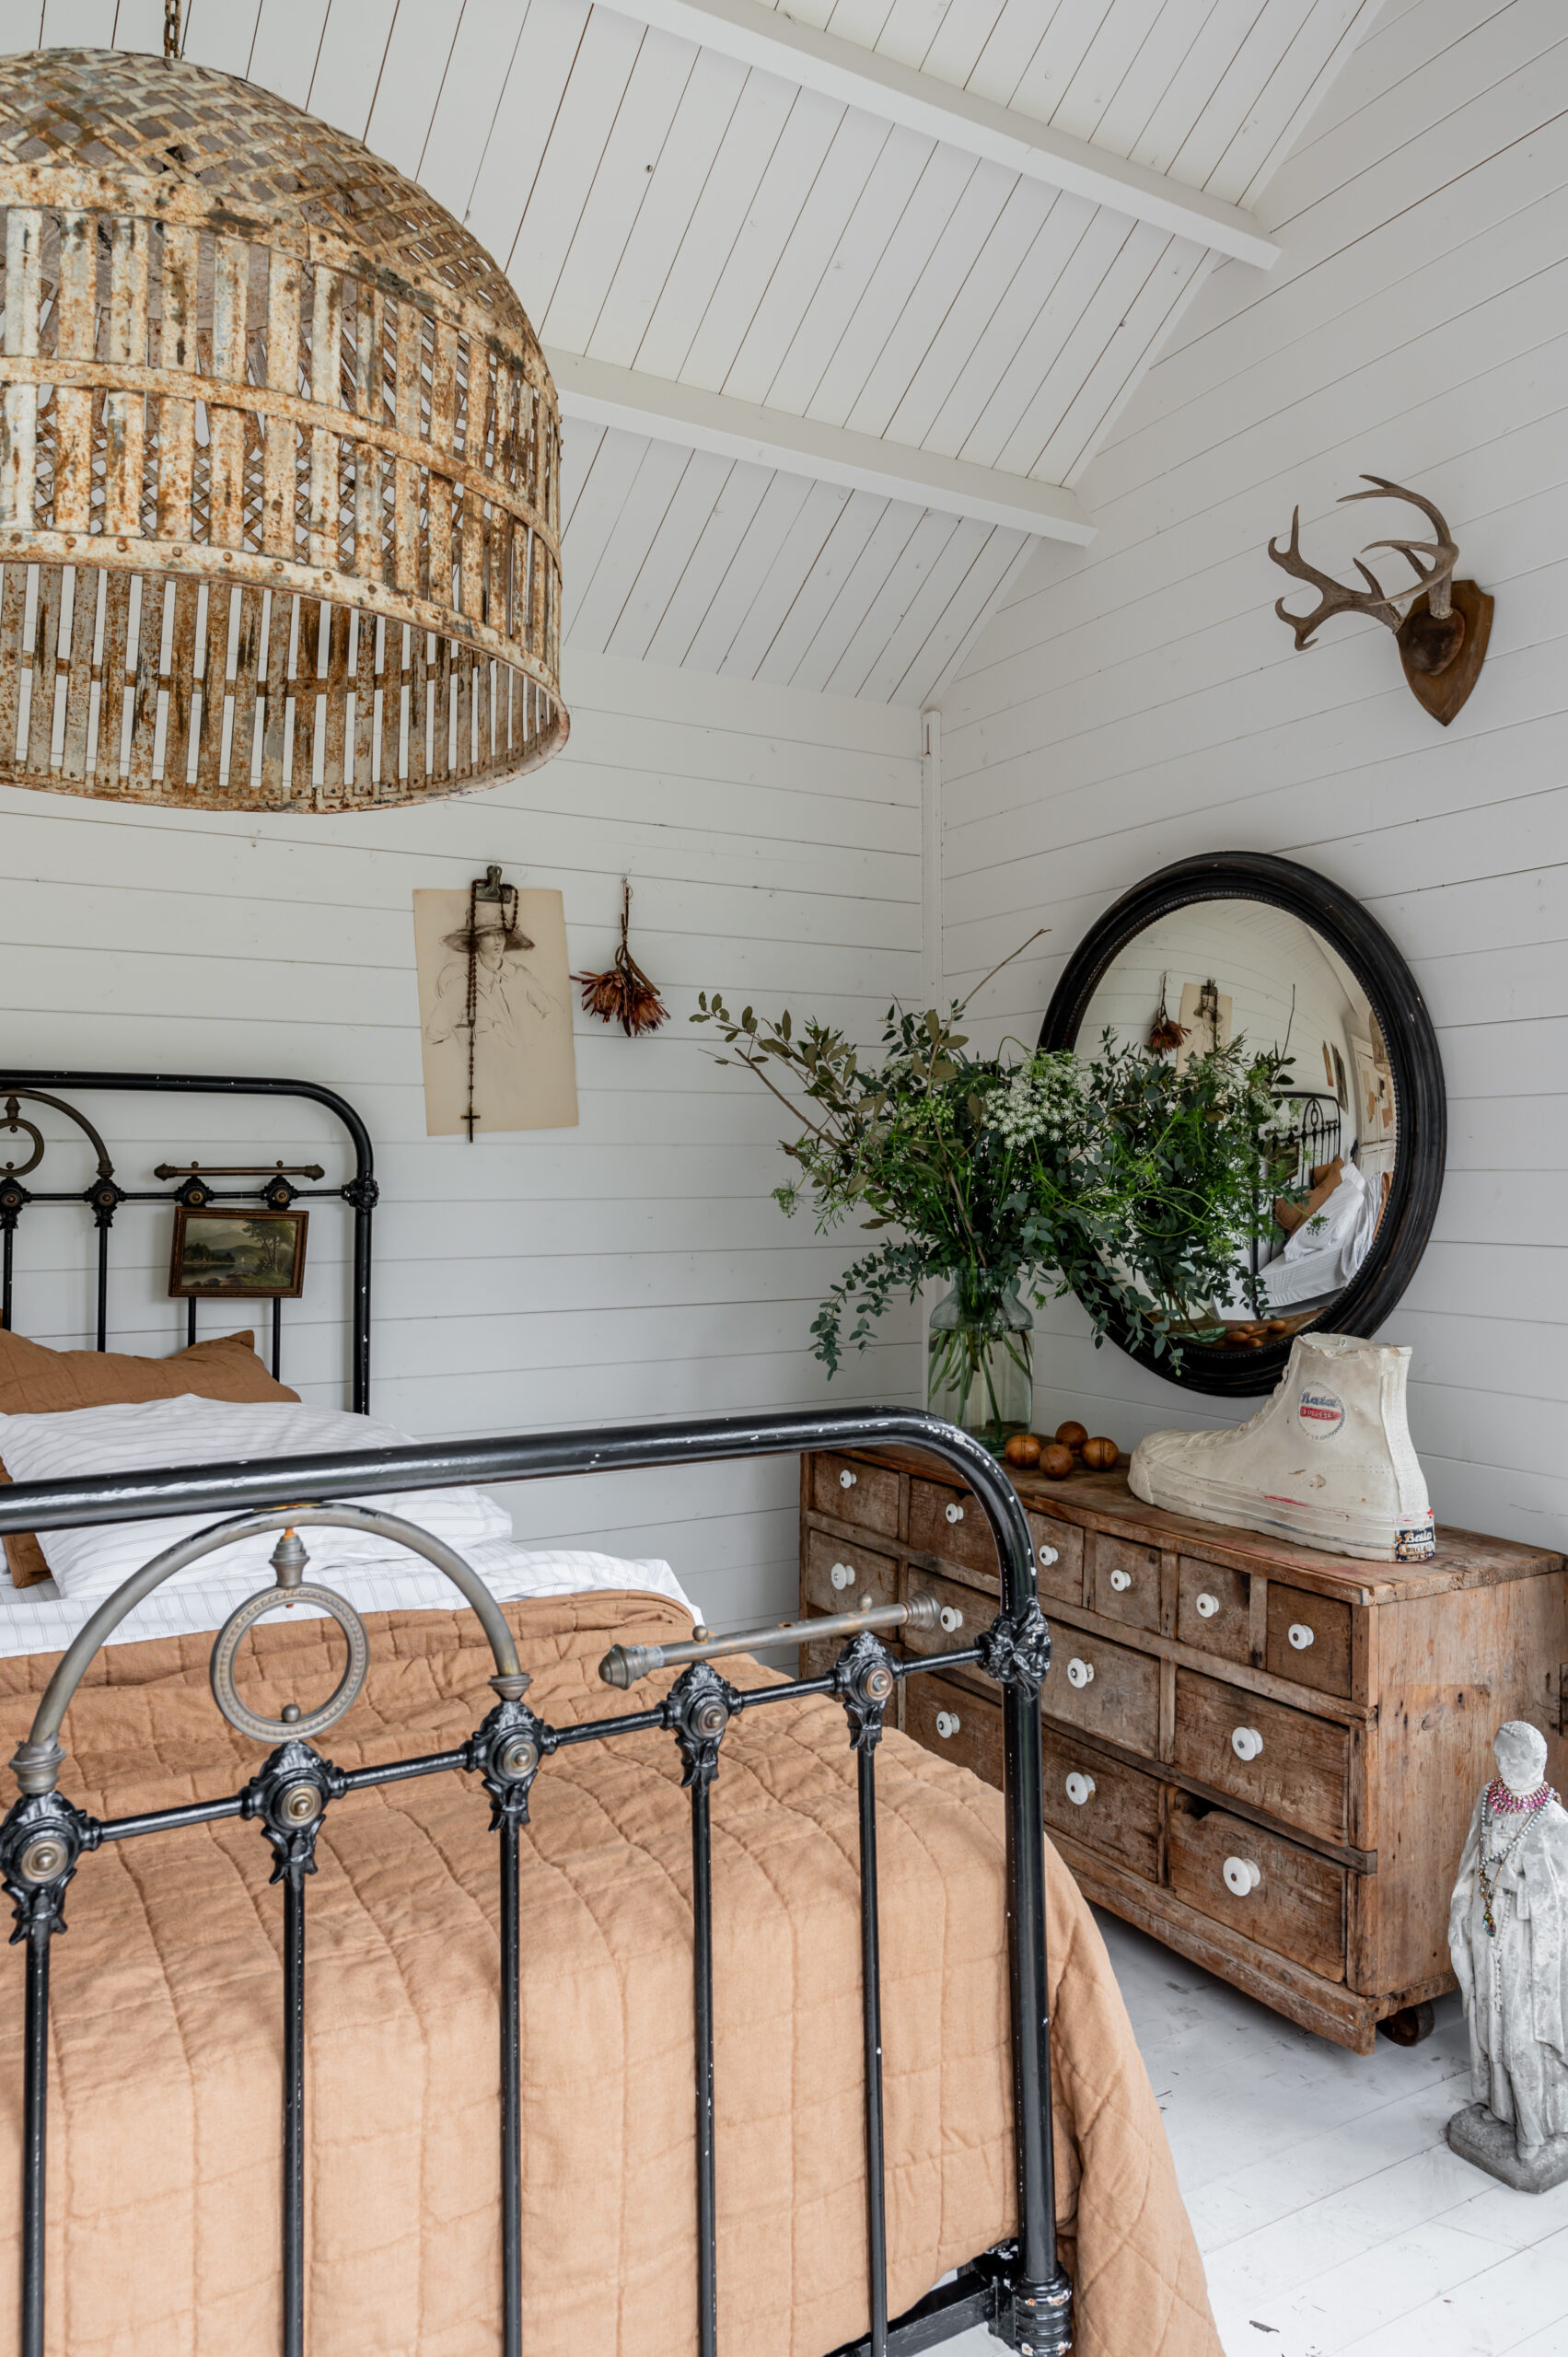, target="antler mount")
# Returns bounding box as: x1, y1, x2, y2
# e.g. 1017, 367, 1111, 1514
1268, 476, 1492, 724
